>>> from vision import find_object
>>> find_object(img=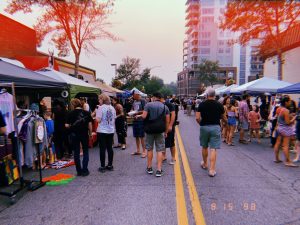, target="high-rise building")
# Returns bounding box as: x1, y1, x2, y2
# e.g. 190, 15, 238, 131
177, 0, 263, 97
